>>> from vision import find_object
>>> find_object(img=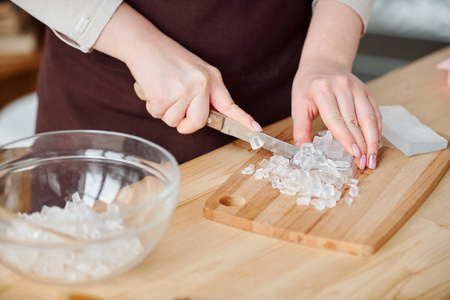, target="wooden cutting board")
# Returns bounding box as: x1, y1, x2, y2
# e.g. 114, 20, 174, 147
203, 126, 450, 256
